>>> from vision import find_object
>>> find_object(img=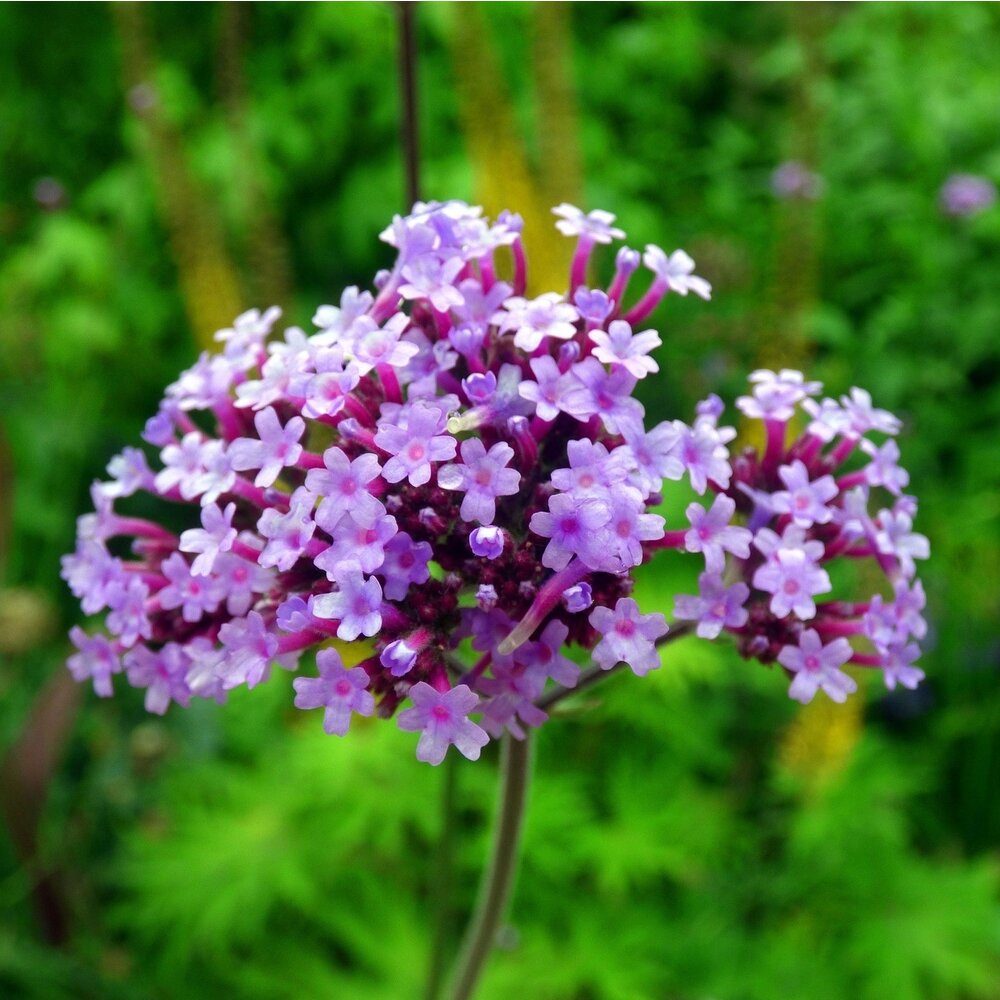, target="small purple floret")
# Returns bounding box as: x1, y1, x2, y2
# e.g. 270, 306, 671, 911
396, 682, 490, 765
293, 648, 375, 735
589, 598, 668, 676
